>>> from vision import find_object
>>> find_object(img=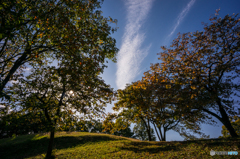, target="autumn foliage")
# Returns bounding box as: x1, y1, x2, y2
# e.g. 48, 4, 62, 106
158, 10, 240, 137
113, 10, 239, 141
